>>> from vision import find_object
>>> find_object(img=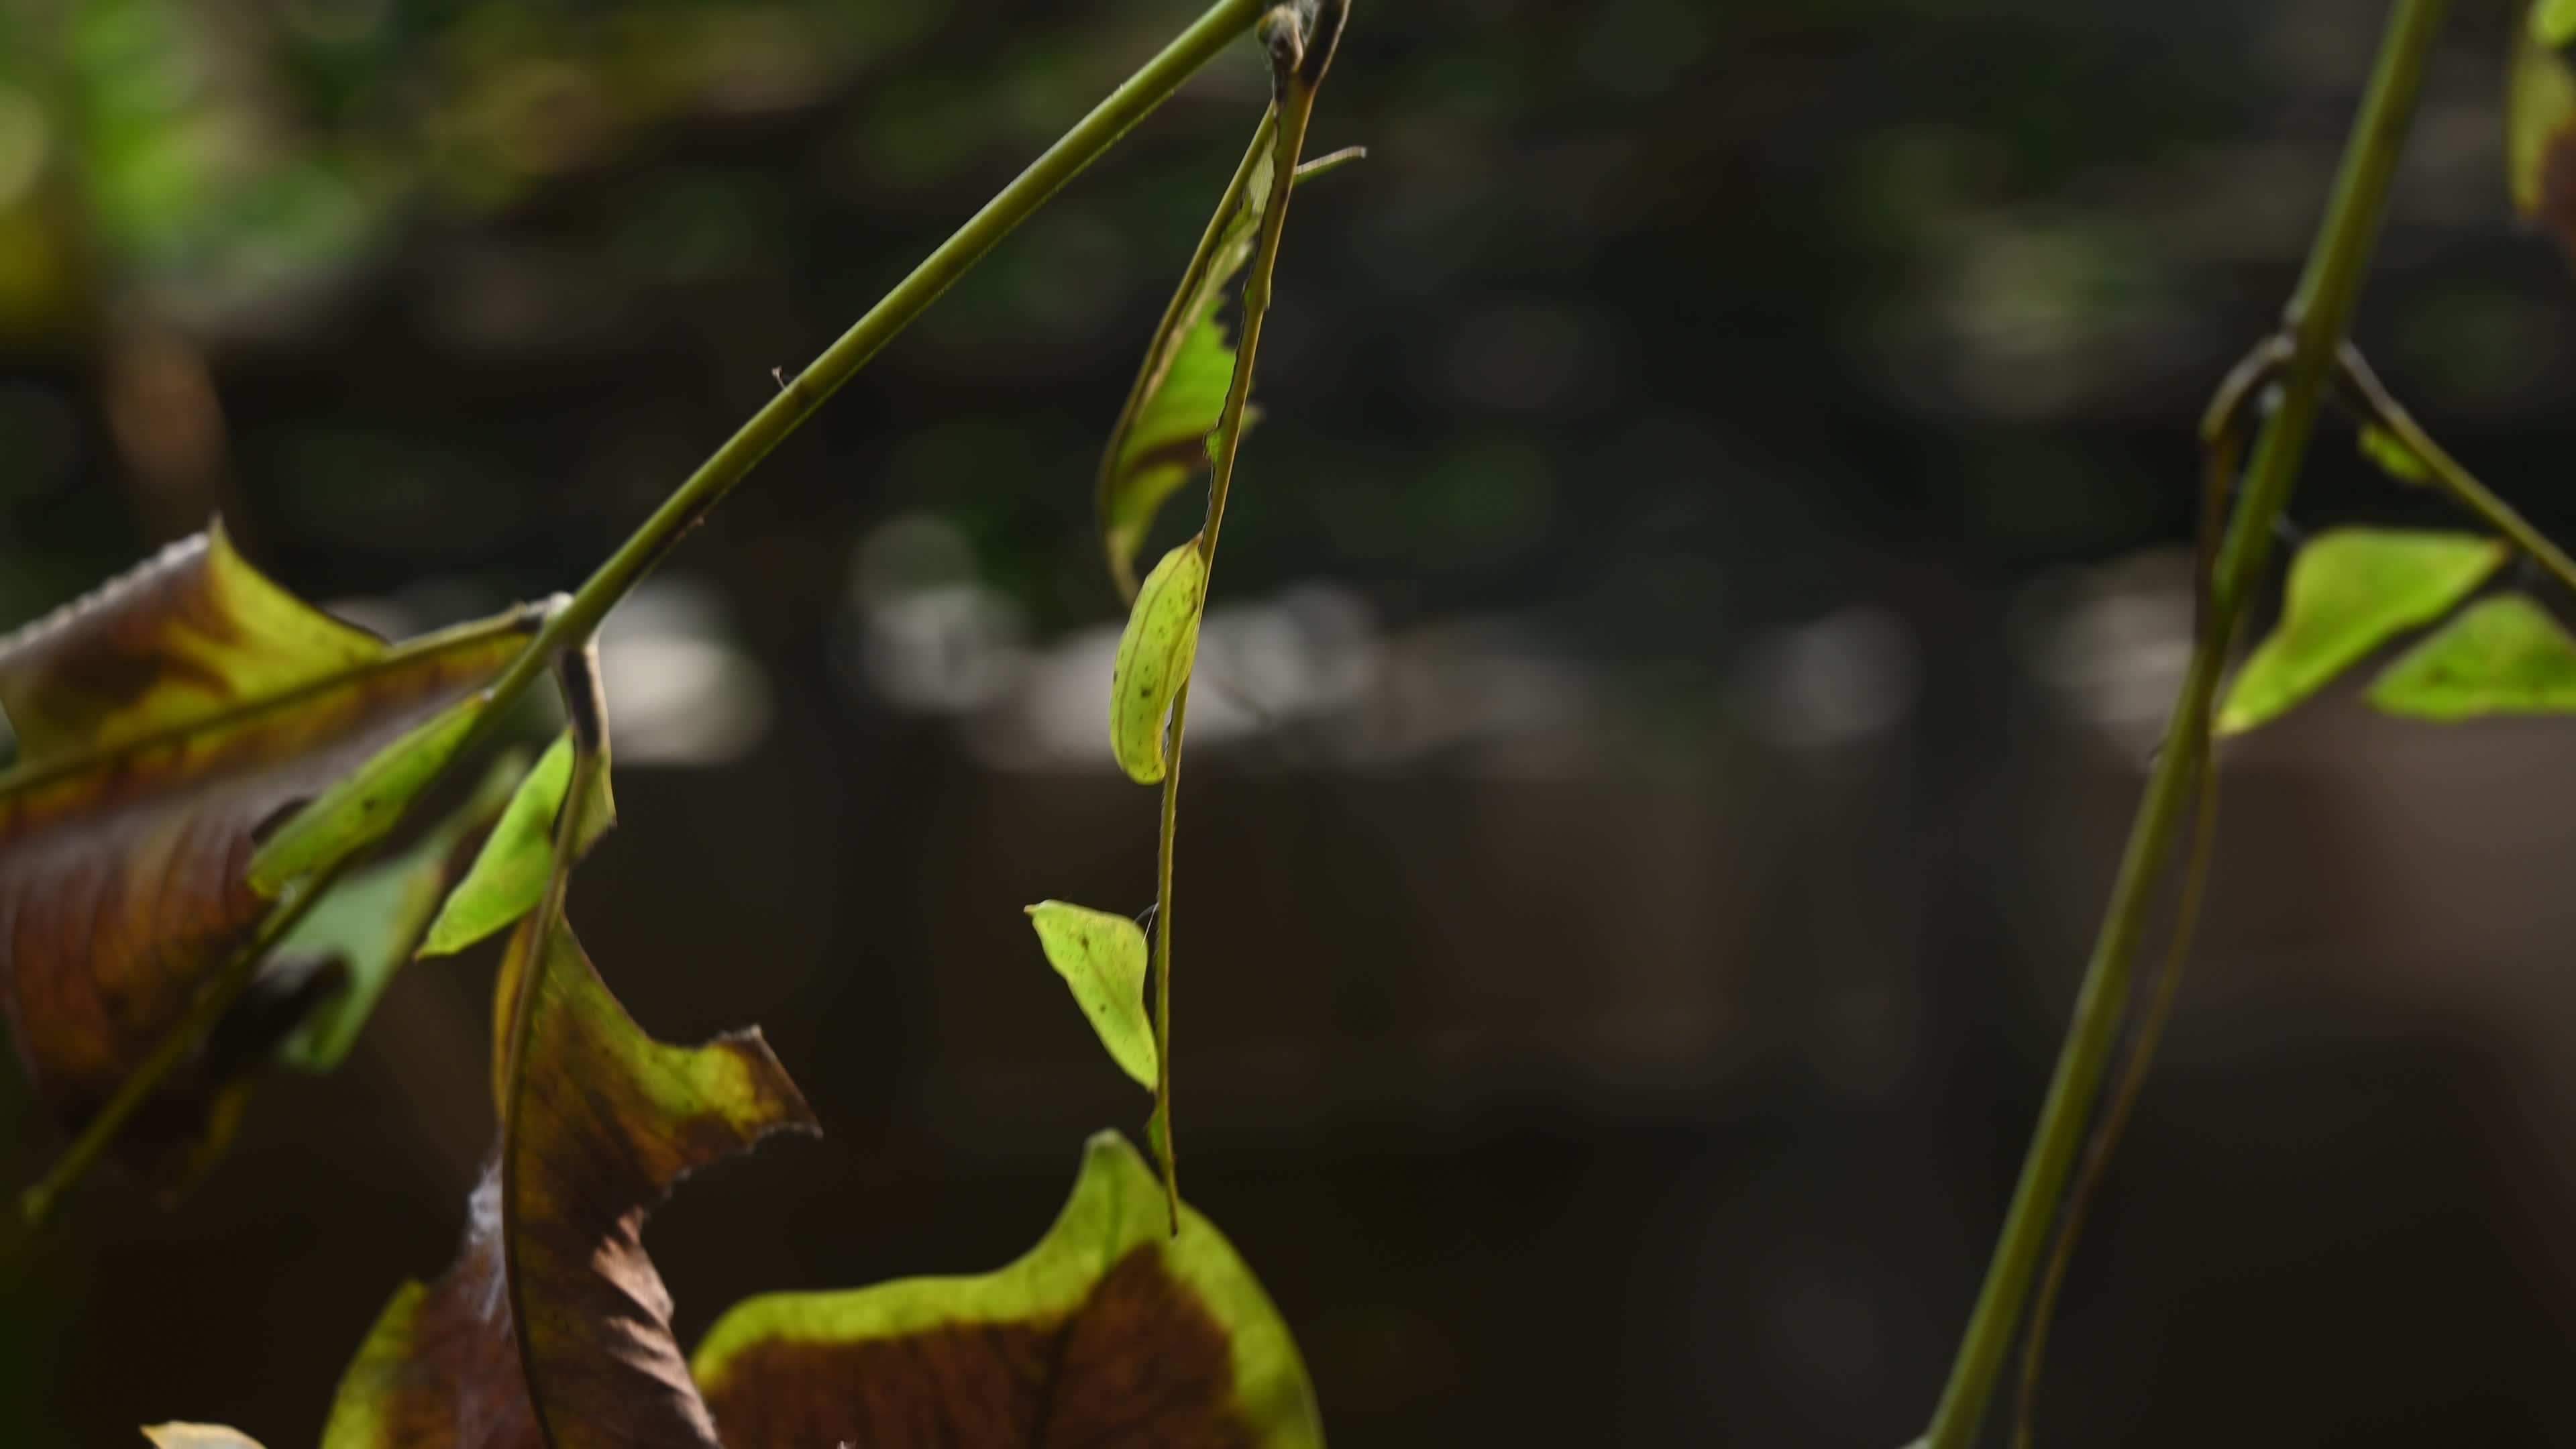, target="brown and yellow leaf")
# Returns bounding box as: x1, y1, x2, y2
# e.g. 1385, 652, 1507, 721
0, 522, 535, 1193
691, 1132, 1323, 1449
2511, 7, 2576, 256
320, 919, 816, 1449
